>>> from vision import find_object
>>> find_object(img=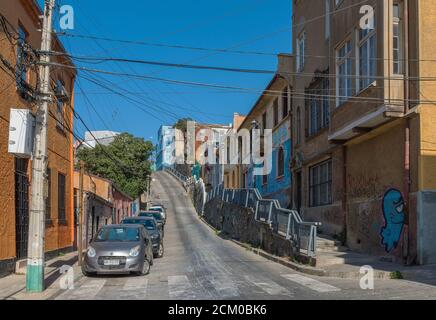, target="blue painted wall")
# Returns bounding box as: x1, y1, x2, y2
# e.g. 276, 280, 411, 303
247, 121, 292, 207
